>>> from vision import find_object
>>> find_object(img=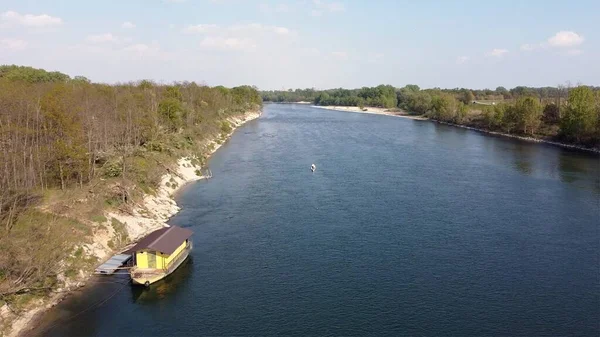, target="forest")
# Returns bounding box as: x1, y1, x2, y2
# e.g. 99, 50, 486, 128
262, 84, 600, 148
0, 65, 261, 311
